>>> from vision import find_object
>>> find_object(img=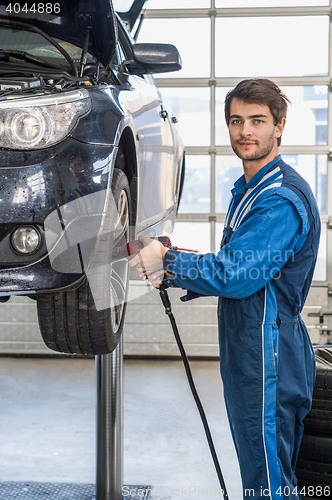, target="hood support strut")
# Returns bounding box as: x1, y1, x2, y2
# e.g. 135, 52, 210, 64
79, 27, 91, 78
